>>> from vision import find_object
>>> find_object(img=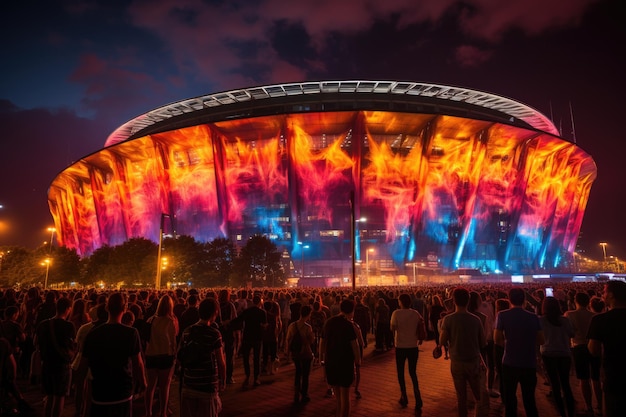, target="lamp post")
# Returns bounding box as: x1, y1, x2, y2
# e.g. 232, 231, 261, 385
155, 213, 171, 289
600, 242, 607, 269
298, 242, 309, 281
366, 248, 374, 285
42, 258, 51, 289
47, 227, 56, 254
